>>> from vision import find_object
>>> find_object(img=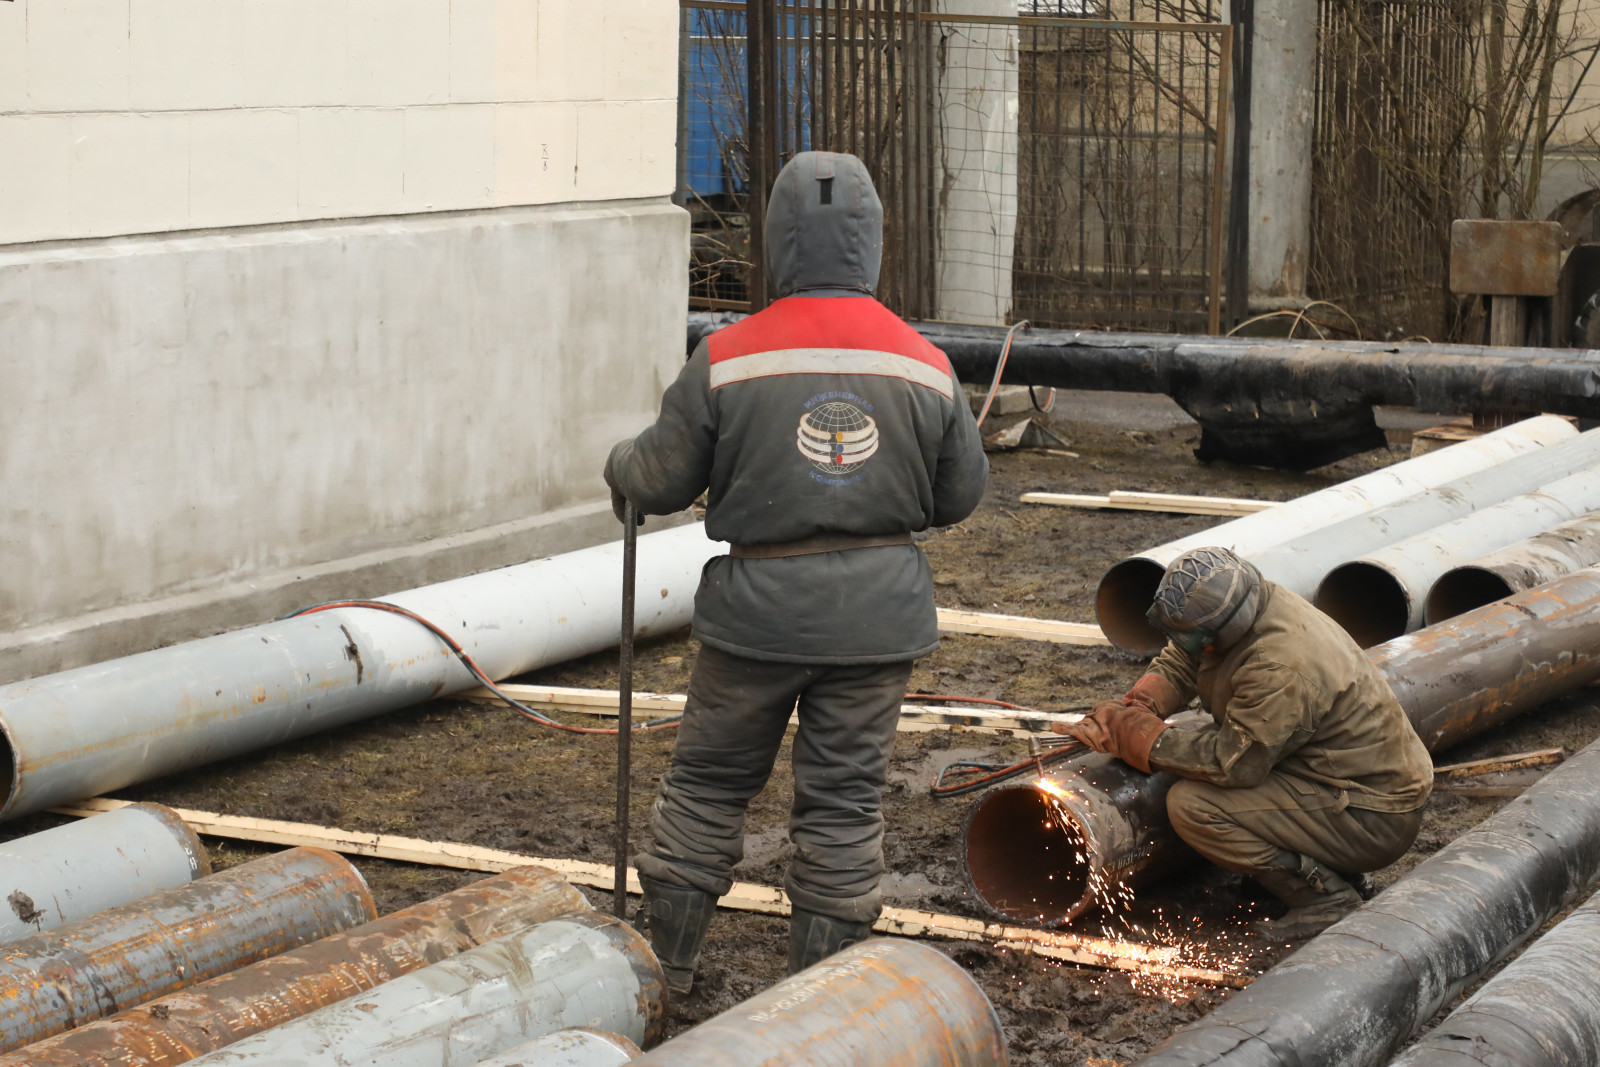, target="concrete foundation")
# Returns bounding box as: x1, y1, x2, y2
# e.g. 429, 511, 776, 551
0, 199, 689, 683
